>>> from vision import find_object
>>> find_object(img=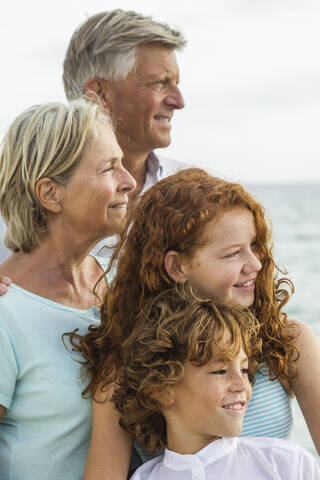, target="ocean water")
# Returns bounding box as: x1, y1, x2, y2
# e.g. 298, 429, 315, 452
247, 183, 320, 459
